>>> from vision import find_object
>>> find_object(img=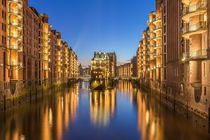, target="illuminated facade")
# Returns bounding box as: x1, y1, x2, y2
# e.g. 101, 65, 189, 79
8, 0, 24, 82
131, 56, 138, 77
136, 28, 150, 83
0, 0, 79, 97
148, 9, 163, 89
91, 51, 110, 79
49, 30, 57, 83
108, 52, 117, 78
69, 47, 79, 78
40, 14, 50, 82
136, 0, 210, 120
117, 63, 132, 78
181, 0, 210, 115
